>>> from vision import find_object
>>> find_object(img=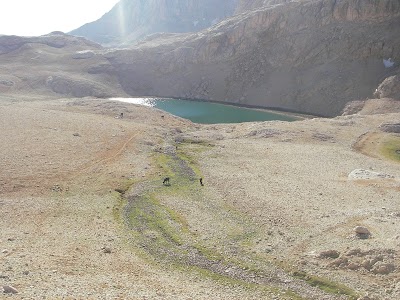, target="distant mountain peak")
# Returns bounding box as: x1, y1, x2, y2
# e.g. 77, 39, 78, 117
70, 0, 239, 46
